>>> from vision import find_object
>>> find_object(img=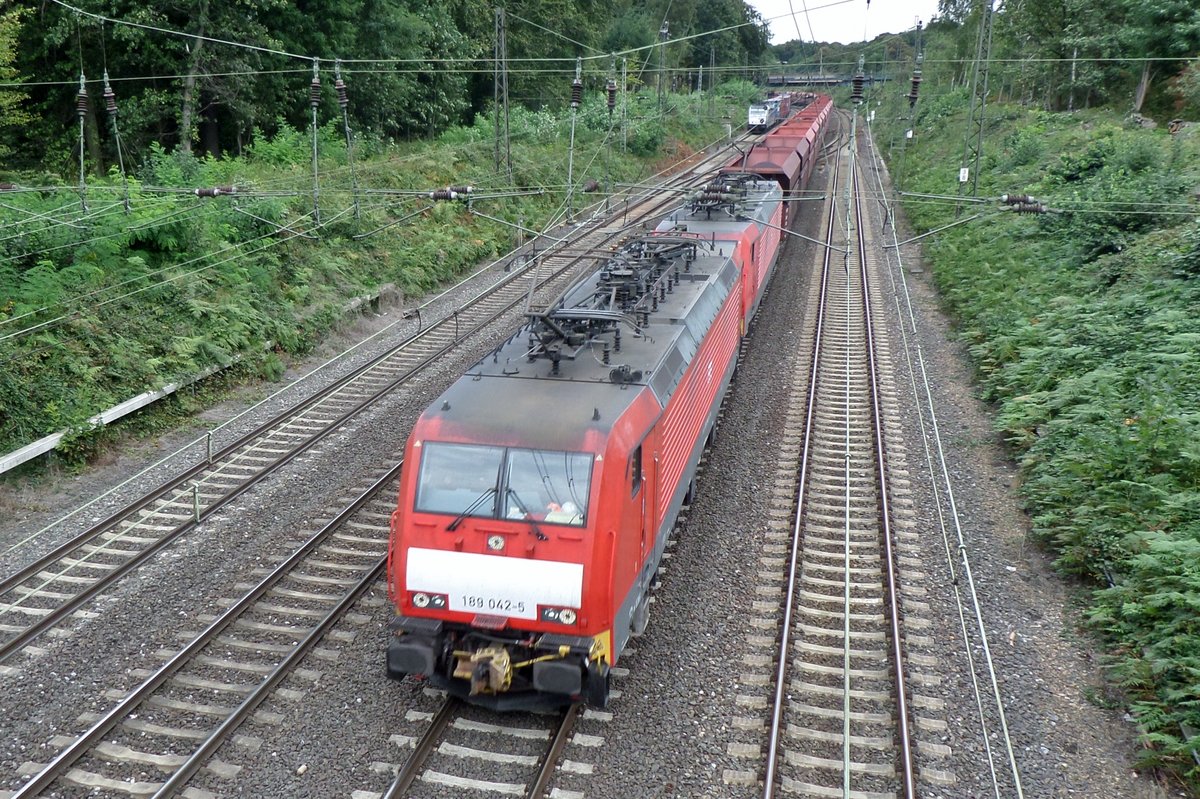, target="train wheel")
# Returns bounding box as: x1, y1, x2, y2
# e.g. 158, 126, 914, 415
683, 476, 698, 506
